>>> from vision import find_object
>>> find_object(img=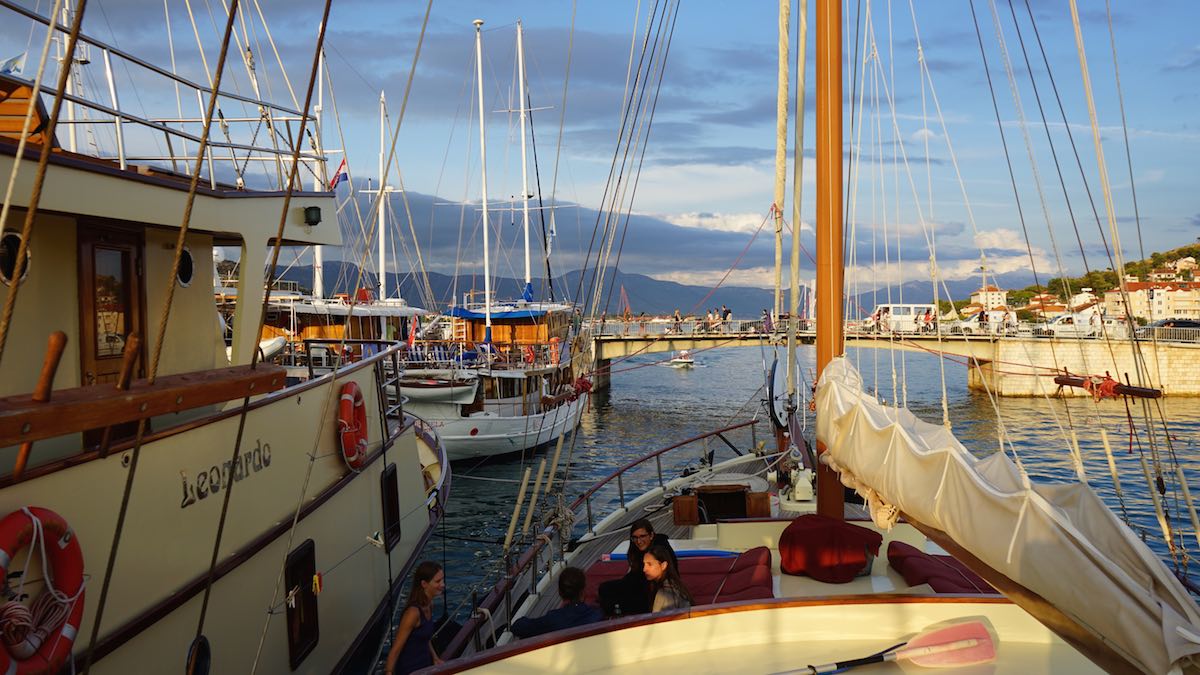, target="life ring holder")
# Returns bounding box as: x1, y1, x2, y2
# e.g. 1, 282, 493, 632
0, 507, 86, 675
337, 381, 369, 470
